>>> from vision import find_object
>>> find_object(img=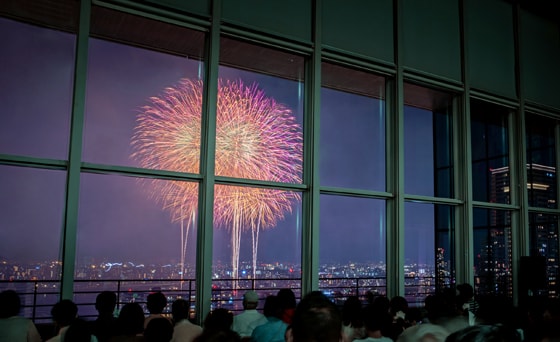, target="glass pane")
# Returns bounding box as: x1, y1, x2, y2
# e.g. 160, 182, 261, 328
319, 195, 386, 303
473, 208, 512, 297
405, 202, 454, 305
470, 100, 511, 203
404, 83, 454, 197
529, 213, 559, 298
75, 173, 198, 318
217, 37, 304, 184
320, 62, 386, 191
212, 184, 302, 312
83, 6, 205, 170
526, 114, 557, 209
0, 165, 66, 321
0, 17, 75, 159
